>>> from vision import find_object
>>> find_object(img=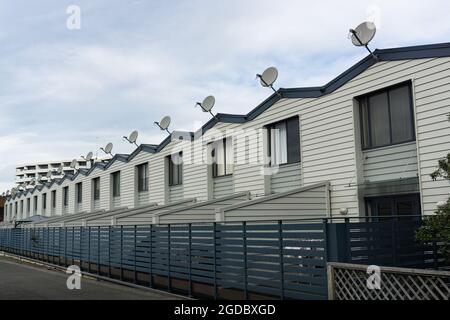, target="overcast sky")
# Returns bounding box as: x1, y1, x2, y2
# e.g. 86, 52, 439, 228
1, 0, 450, 192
